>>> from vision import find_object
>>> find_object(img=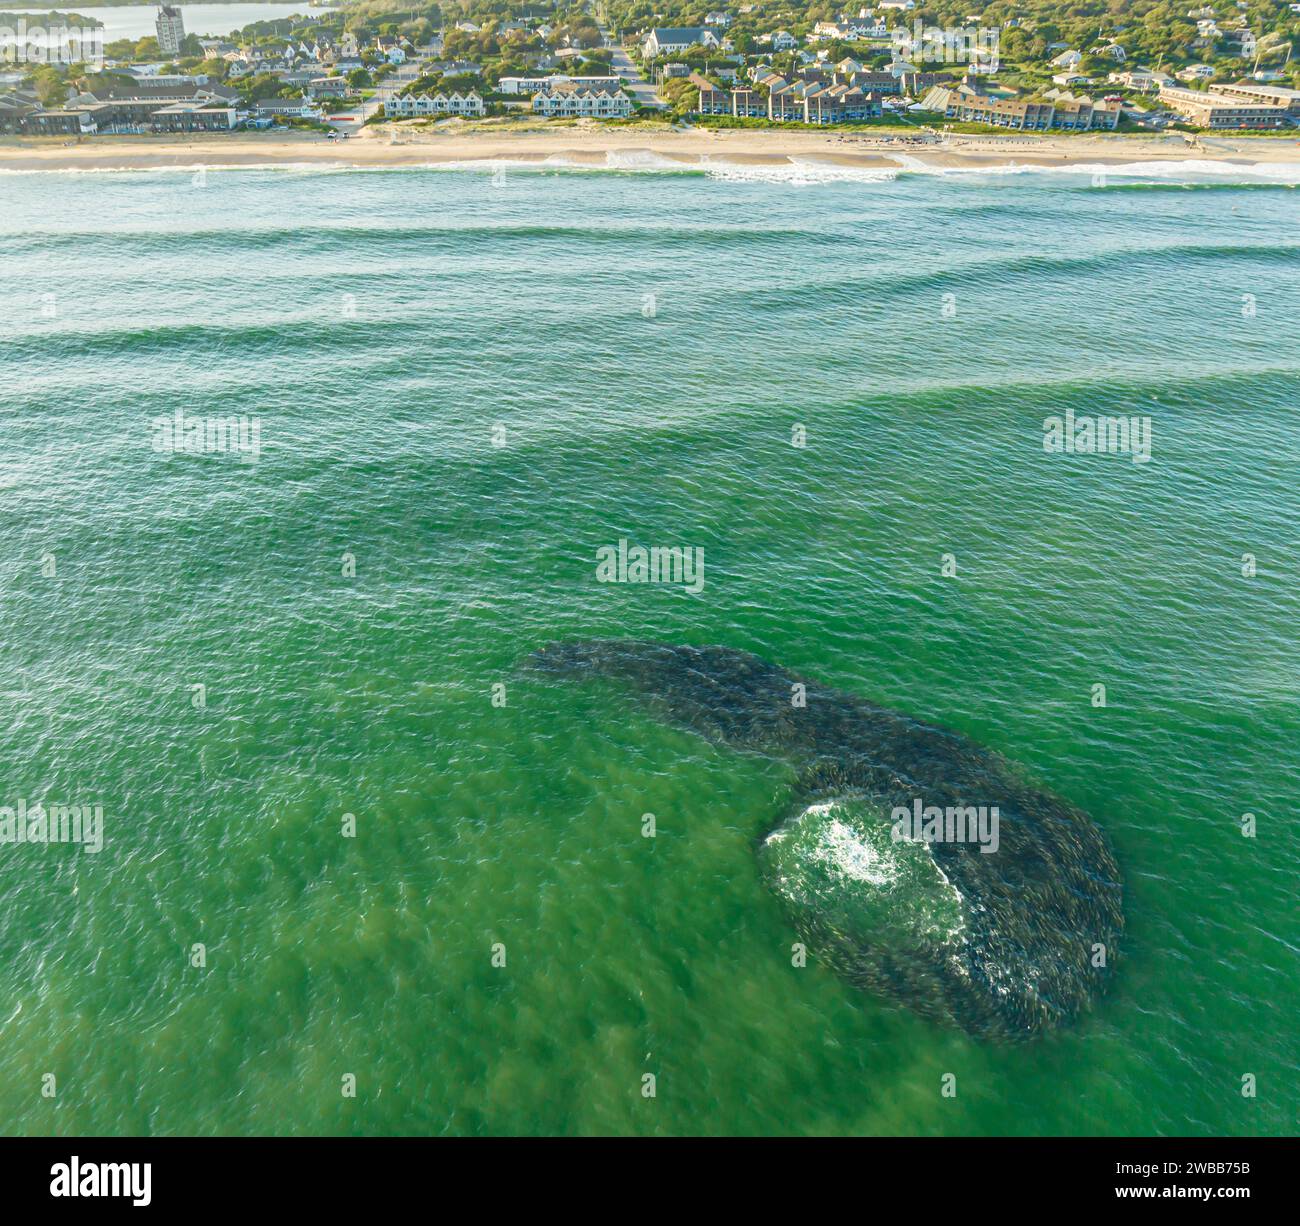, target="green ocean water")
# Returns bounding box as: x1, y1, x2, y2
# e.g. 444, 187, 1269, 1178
1, 156, 1297, 1135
